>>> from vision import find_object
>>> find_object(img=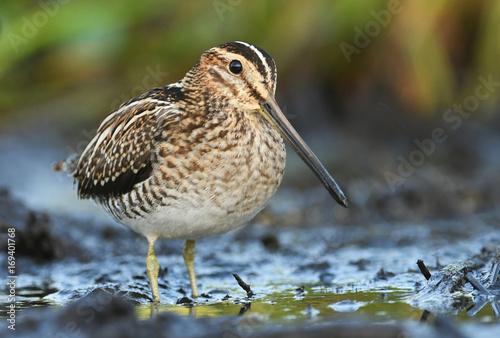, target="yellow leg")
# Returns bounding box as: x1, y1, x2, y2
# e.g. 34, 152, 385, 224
183, 239, 199, 298
146, 239, 160, 303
